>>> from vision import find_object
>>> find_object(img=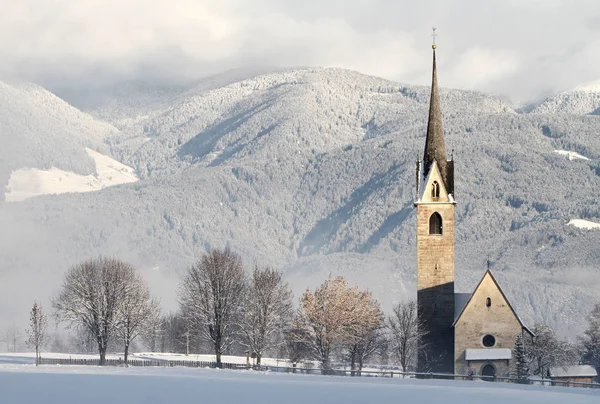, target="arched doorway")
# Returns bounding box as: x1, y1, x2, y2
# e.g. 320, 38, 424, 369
481, 364, 496, 381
